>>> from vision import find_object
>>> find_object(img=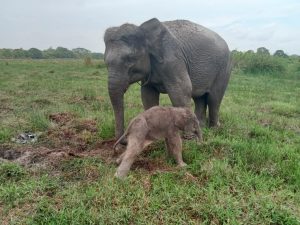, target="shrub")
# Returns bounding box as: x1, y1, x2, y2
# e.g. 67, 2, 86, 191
296, 62, 300, 72
243, 54, 286, 74
232, 51, 287, 74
